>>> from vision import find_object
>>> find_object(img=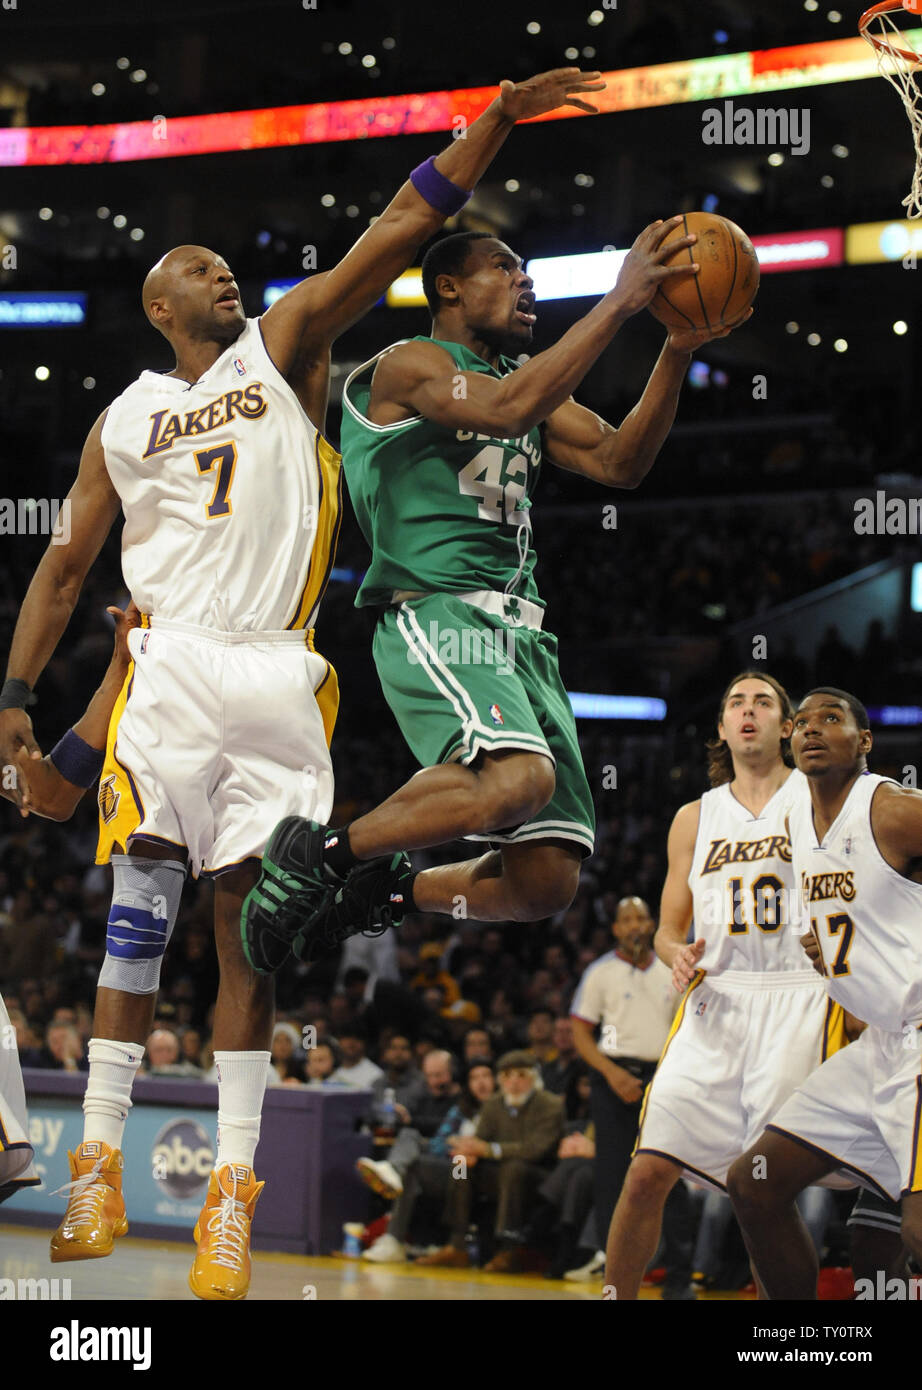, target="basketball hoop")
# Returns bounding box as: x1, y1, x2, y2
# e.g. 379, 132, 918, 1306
860, 0, 922, 217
